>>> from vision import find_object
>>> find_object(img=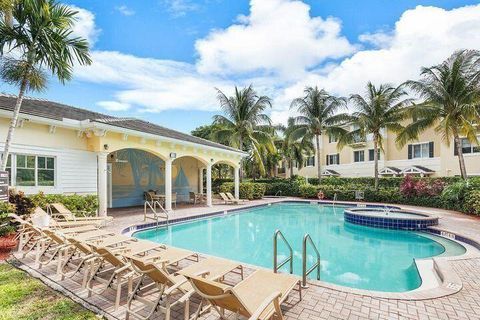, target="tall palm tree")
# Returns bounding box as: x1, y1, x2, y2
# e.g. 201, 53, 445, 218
397, 50, 480, 179
0, 0, 92, 170
278, 117, 314, 177
0, 0, 14, 25
290, 86, 348, 181
346, 82, 411, 189
212, 85, 275, 178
